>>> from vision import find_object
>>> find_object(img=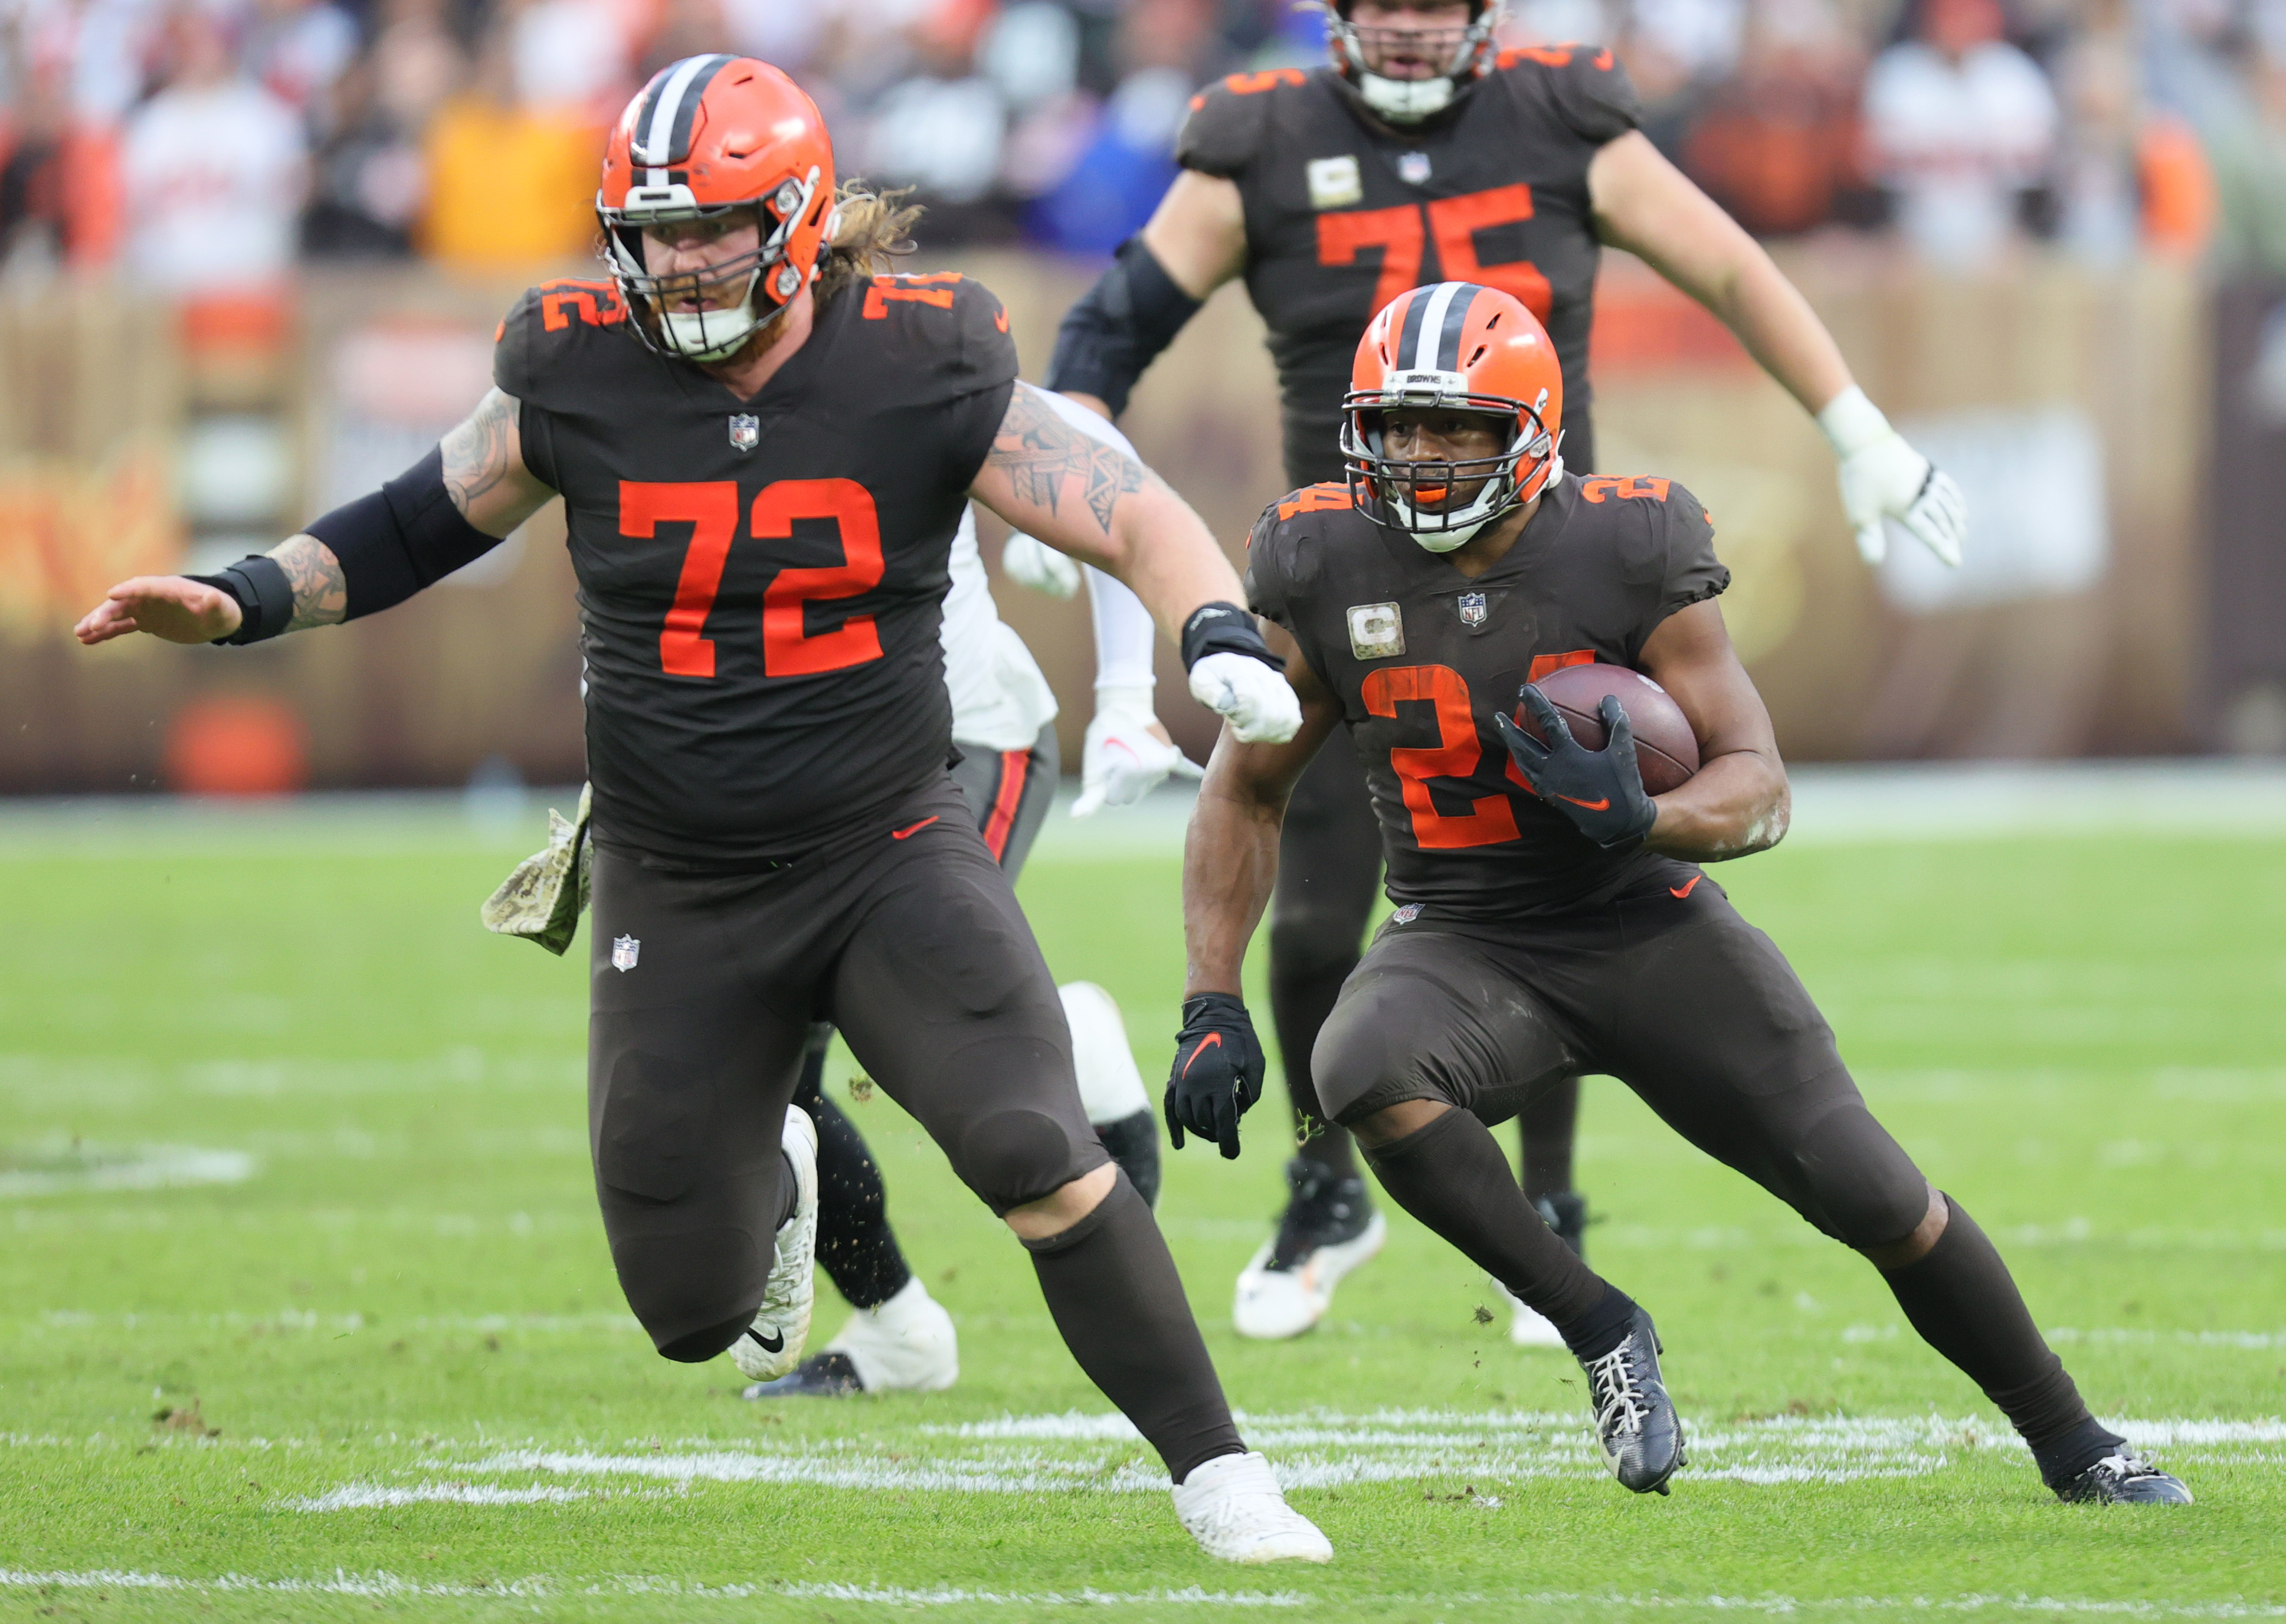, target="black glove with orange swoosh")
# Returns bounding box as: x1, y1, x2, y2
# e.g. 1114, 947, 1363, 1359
1166, 993, 1265, 1160
1494, 685, 1659, 849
